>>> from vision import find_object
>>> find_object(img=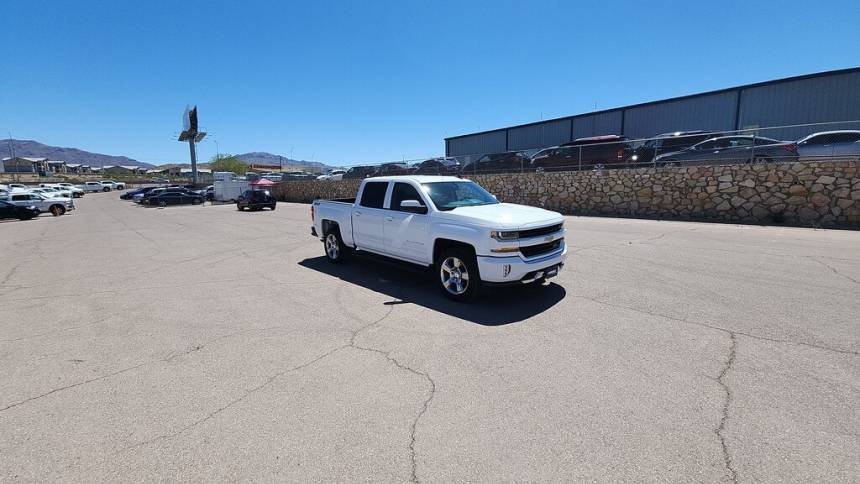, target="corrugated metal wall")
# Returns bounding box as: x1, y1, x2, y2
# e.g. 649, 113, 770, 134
572, 111, 623, 139
445, 69, 860, 156
508, 119, 570, 151
738, 71, 860, 140
446, 130, 506, 156
623, 91, 738, 139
